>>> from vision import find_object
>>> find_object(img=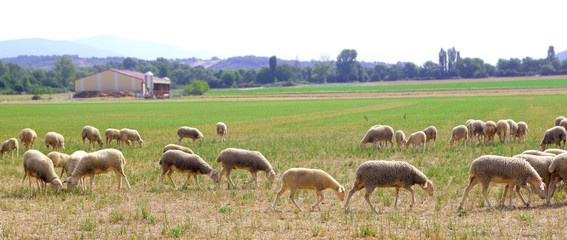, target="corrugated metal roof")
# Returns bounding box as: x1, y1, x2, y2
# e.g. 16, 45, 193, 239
109, 69, 171, 84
